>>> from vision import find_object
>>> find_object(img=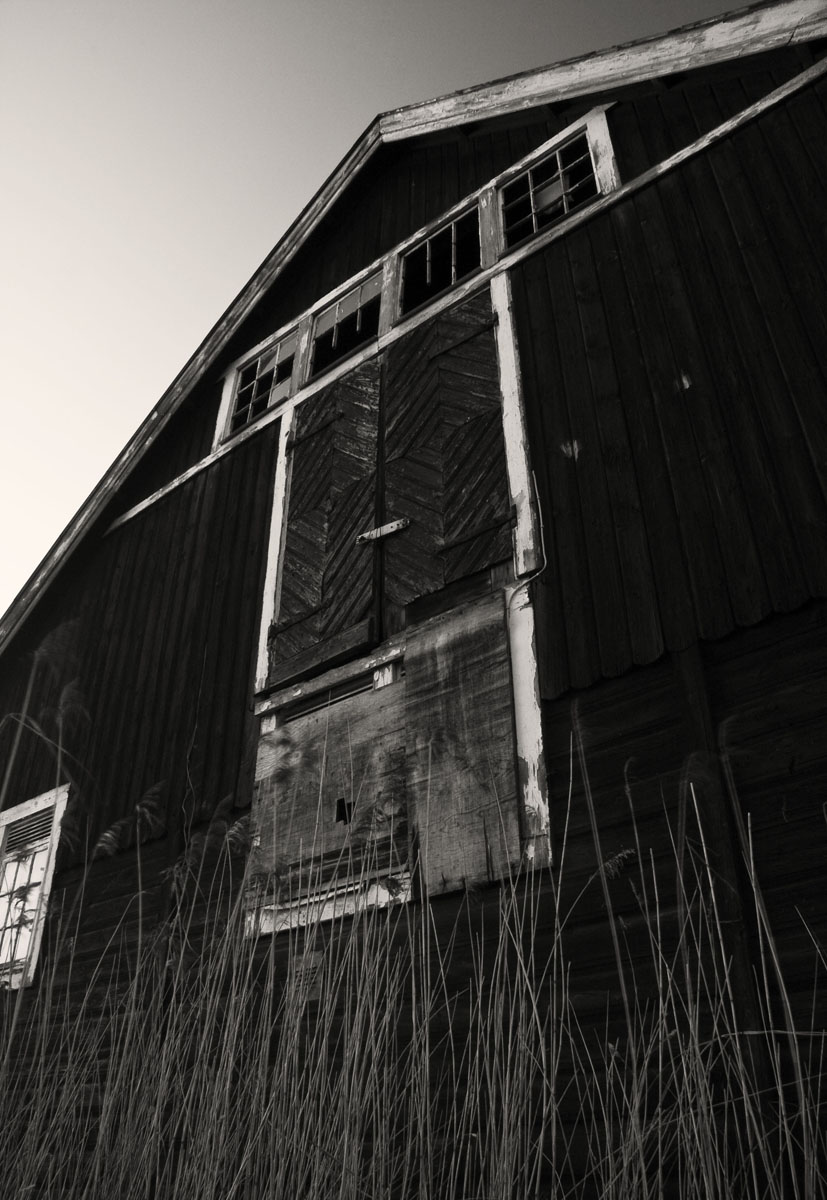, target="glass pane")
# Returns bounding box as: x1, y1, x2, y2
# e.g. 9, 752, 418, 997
238, 363, 258, 390
274, 353, 294, 387
559, 134, 590, 170
253, 367, 275, 402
